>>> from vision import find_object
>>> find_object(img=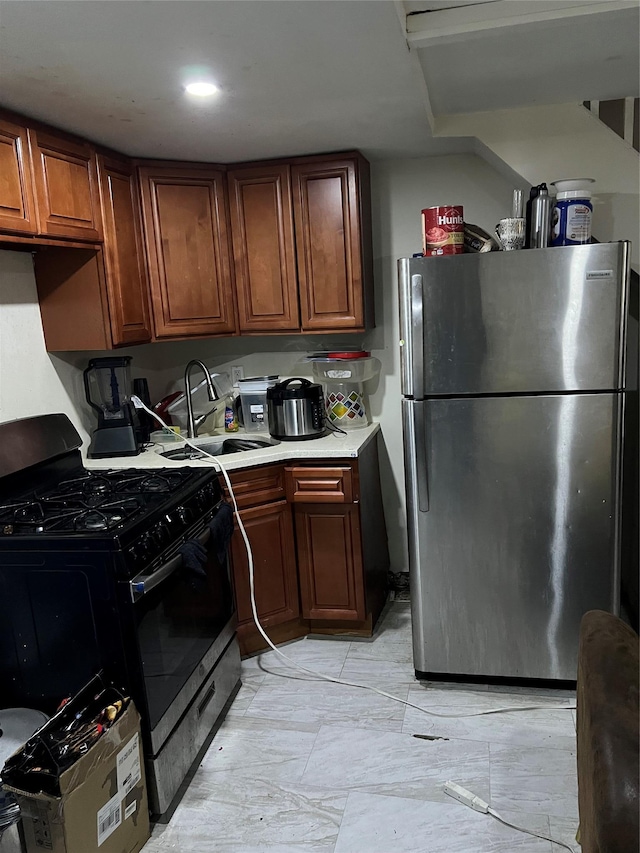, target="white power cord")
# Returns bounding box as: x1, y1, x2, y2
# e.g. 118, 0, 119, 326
443, 781, 575, 851
131, 395, 576, 721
